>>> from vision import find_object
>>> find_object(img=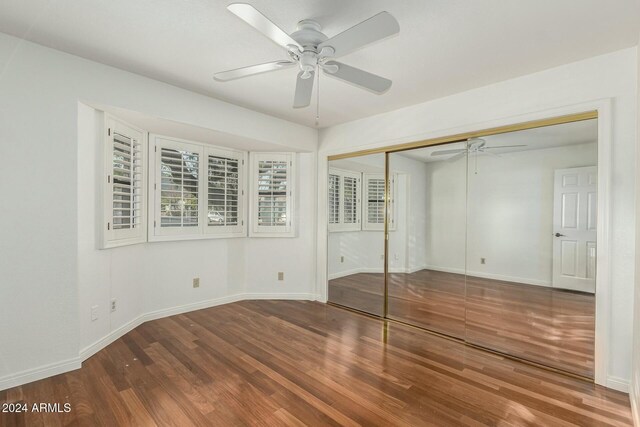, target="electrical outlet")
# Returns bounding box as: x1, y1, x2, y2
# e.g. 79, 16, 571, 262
394, 253, 399, 261
111, 299, 117, 312
340, 256, 344, 263
193, 277, 200, 288
278, 272, 284, 281
481, 258, 486, 265
91, 305, 99, 321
